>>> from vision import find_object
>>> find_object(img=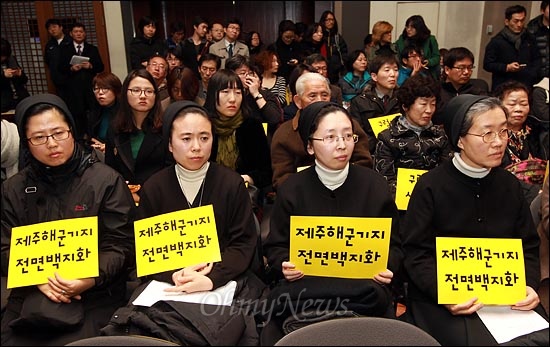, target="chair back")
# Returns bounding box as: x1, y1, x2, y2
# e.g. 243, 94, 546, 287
274, 317, 441, 346
65, 335, 180, 346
